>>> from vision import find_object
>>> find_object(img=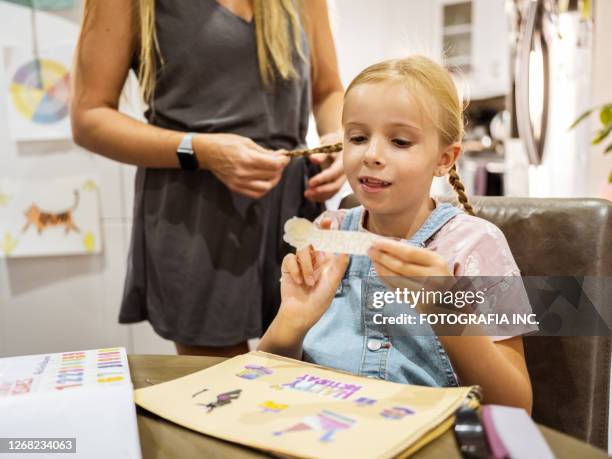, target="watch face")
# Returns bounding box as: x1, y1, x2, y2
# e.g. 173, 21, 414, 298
178, 151, 199, 170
